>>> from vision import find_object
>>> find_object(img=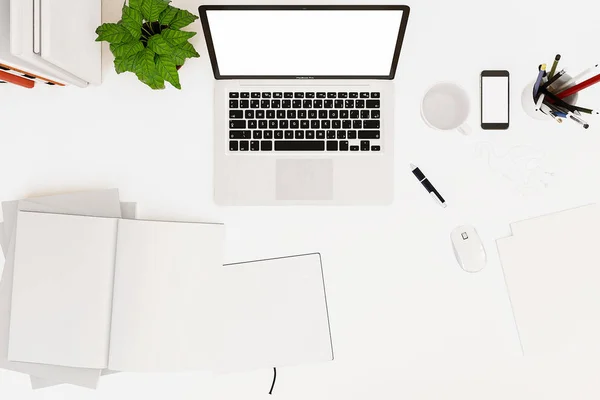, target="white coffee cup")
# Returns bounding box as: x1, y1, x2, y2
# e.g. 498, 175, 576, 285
421, 82, 471, 135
